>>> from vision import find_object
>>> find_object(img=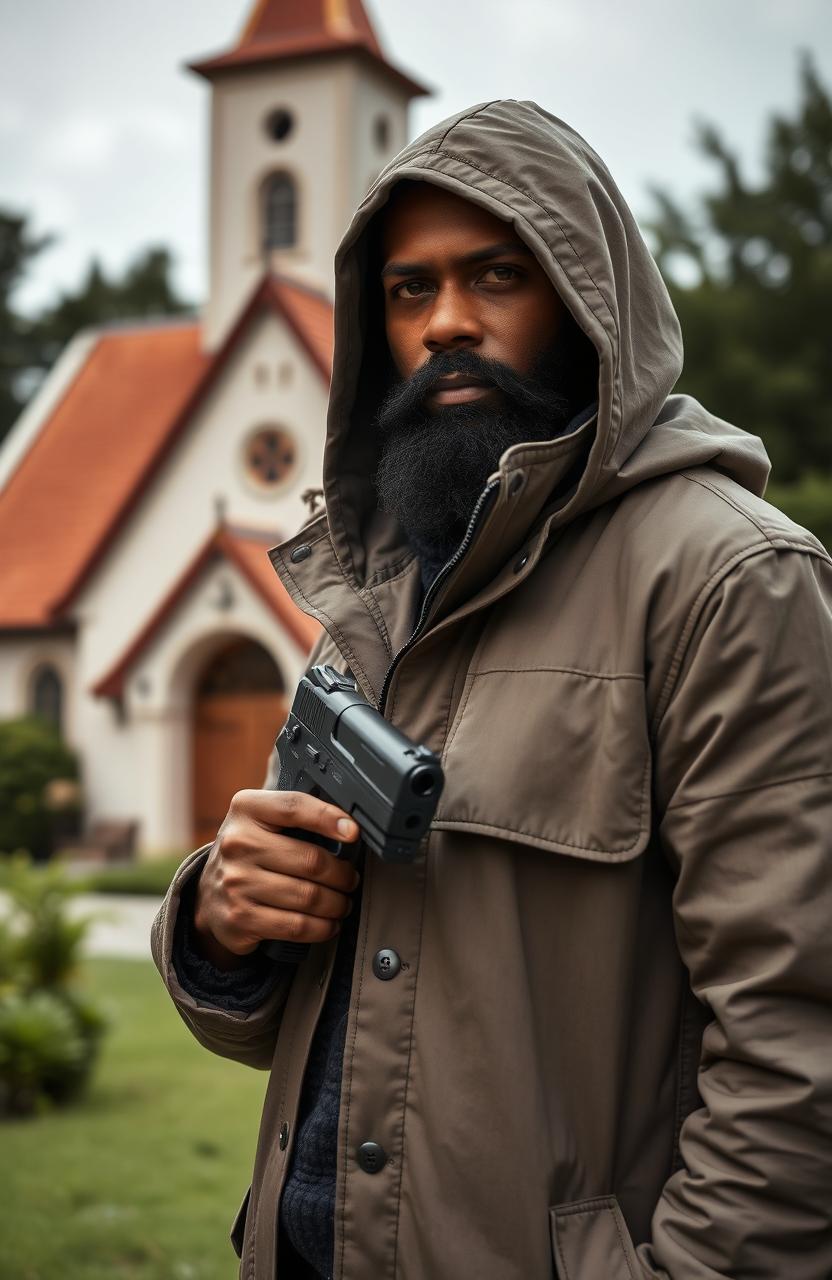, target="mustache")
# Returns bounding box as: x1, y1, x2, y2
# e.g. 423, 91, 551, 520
375, 348, 569, 434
